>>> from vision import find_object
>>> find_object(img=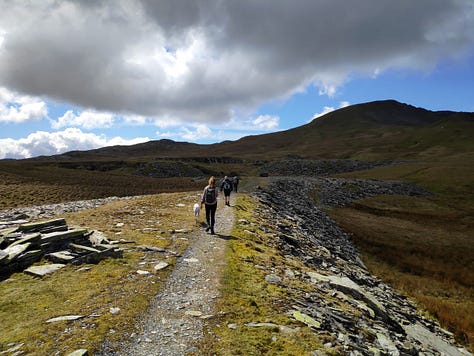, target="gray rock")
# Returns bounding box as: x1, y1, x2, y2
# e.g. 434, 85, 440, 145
25, 263, 66, 277
404, 323, 471, 356
154, 262, 170, 270
0, 250, 9, 264
3, 242, 31, 262
46, 315, 85, 323
376, 333, 400, 356
265, 274, 282, 284
67, 349, 88, 356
